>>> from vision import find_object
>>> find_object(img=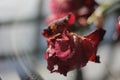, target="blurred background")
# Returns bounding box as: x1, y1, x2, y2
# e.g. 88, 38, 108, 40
0, 0, 120, 80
